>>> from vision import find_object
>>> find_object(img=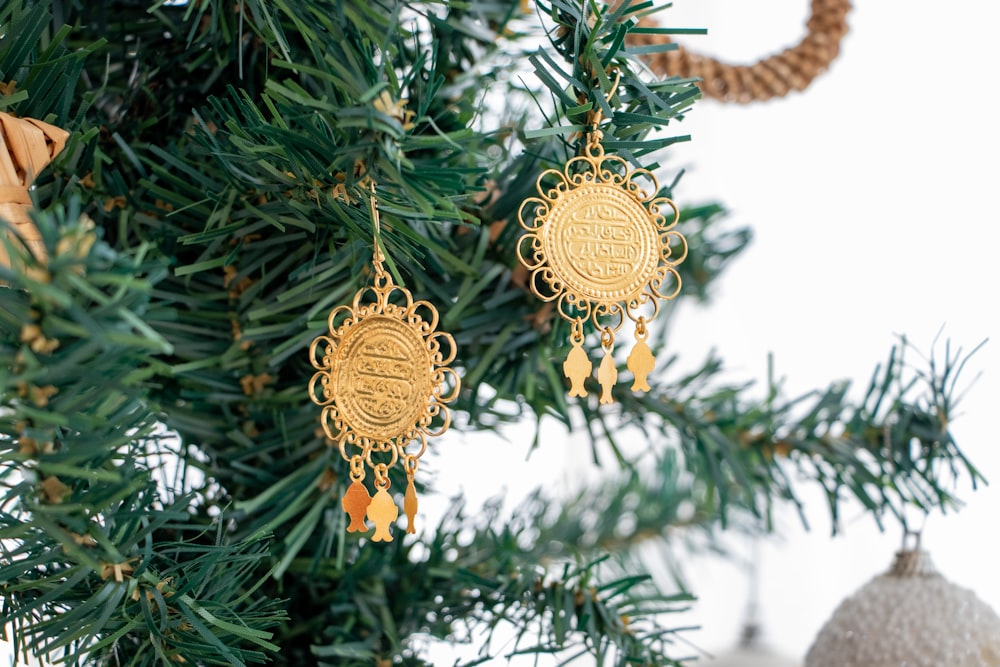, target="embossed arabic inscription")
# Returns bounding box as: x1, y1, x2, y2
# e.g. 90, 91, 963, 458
333, 316, 432, 441
544, 184, 659, 302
